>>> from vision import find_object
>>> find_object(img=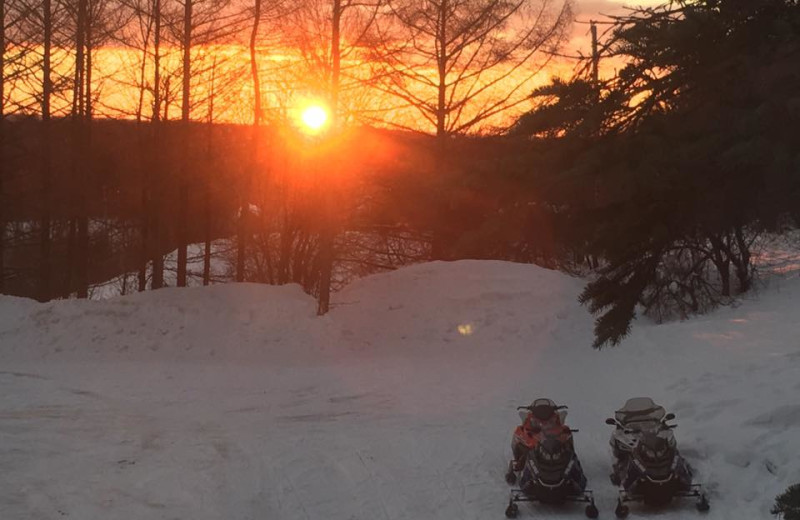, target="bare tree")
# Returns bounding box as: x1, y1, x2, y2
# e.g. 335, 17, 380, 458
175, 0, 192, 287
202, 55, 217, 285
237, 0, 262, 282
145, 0, 166, 289
369, 0, 571, 260
278, 0, 382, 121
375, 0, 573, 139
170, 0, 243, 287
66, 0, 89, 297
